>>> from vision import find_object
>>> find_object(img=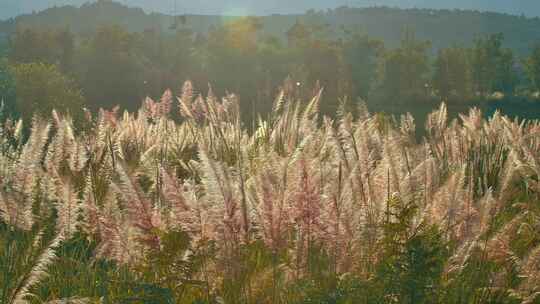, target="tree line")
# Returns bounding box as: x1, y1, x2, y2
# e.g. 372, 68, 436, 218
1, 17, 540, 124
